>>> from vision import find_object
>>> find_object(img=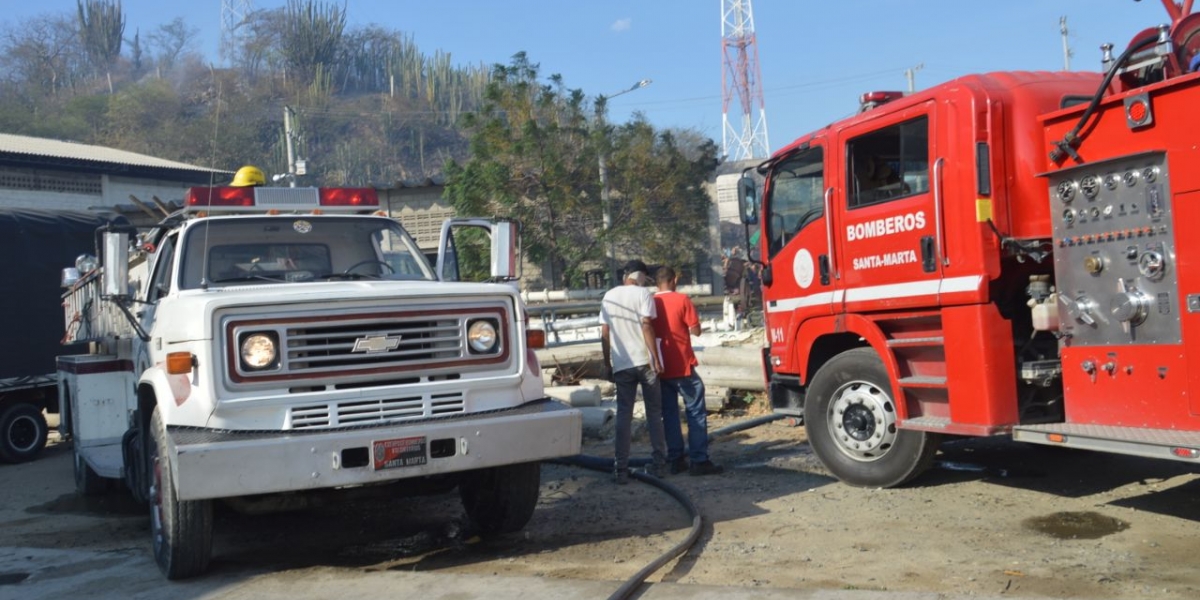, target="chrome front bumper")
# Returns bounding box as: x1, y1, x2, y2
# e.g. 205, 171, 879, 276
168, 399, 581, 501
